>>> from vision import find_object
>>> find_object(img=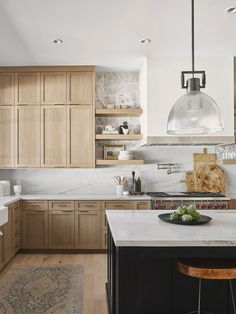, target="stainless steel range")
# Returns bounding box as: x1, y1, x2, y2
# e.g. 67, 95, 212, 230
147, 192, 230, 210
